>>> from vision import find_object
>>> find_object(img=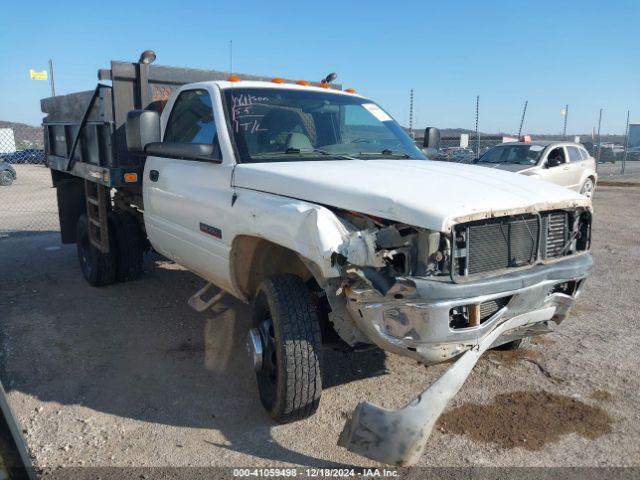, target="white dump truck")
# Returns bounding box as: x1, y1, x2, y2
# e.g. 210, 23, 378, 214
43, 51, 593, 466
